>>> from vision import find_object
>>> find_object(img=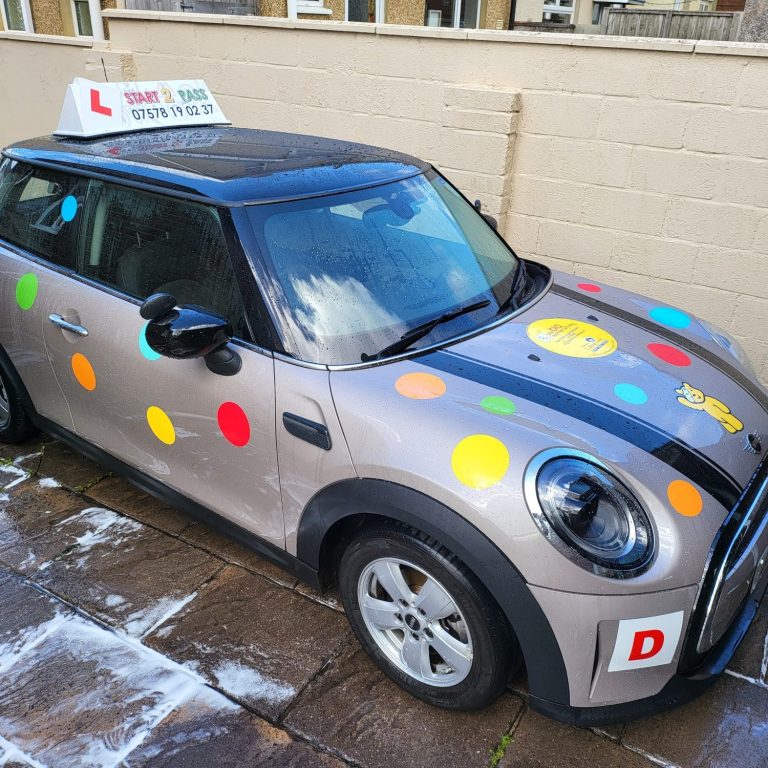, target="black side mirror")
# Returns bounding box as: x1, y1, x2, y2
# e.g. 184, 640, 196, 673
474, 199, 498, 230
140, 293, 242, 376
